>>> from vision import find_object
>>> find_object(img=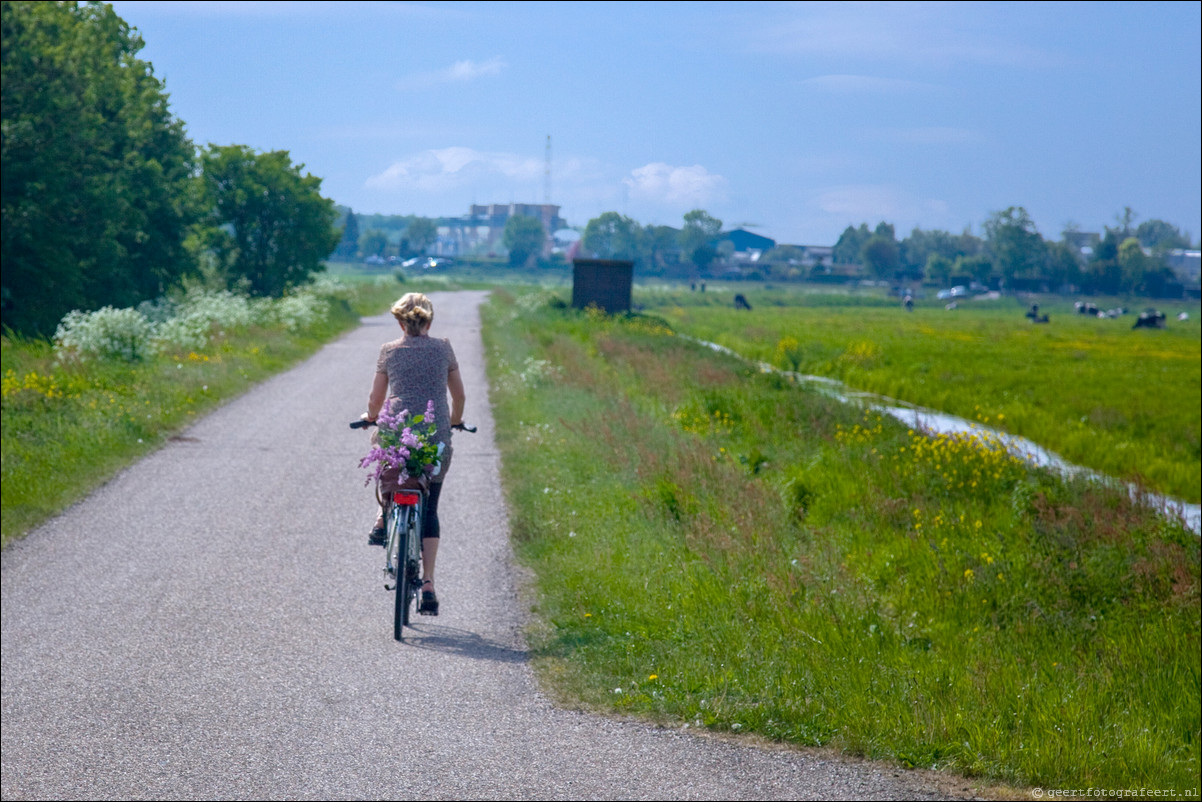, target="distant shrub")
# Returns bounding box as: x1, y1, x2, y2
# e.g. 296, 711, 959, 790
267, 291, 326, 331
151, 289, 257, 352
52, 281, 336, 362
153, 314, 211, 353
54, 307, 157, 362
180, 288, 257, 330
